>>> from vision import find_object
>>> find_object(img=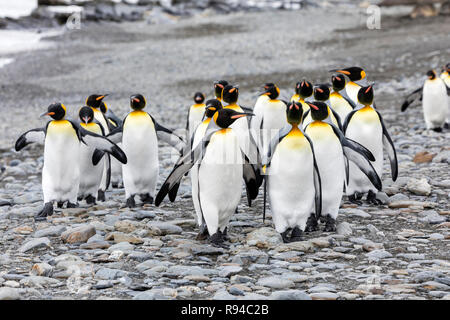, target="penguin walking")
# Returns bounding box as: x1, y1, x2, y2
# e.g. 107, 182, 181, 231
186, 92, 206, 139
302, 84, 342, 130
77, 106, 106, 204
329, 73, 356, 122
250, 83, 287, 158
263, 101, 321, 243
155, 108, 259, 245
401, 70, 448, 132
344, 86, 398, 204
15, 103, 127, 220
329, 67, 368, 105
107, 94, 185, 208
304, 101, 382, 232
